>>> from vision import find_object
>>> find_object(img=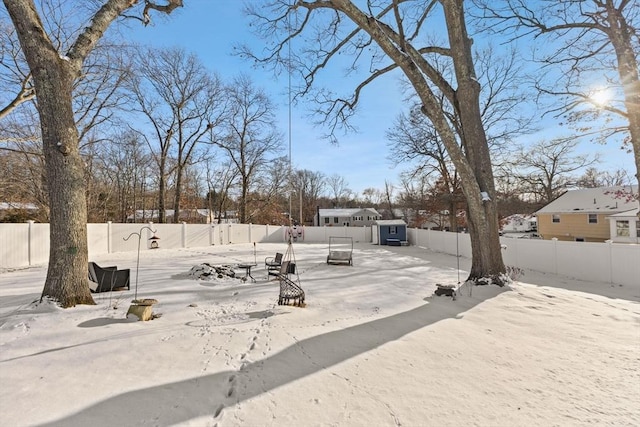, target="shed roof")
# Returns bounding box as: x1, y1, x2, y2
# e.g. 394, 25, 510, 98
606, 208, 639, 219
374, 219, 407, 226
536, 186, 638, 214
